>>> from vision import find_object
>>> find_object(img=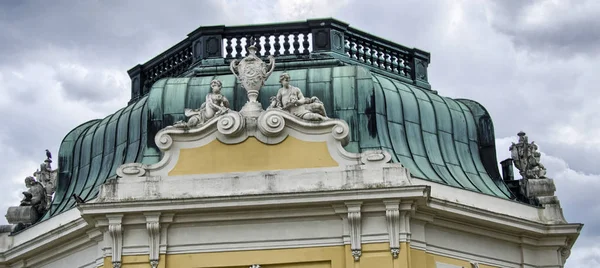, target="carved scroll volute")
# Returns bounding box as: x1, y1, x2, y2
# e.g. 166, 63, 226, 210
384, 200, 400, 258
229, 42, 275, 103
107, 214, 123, 268
265, 55, 275, 79
346, 202, 362, 261
145, 213, 161, 268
